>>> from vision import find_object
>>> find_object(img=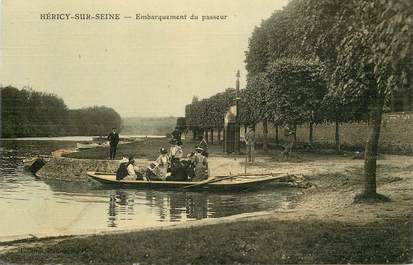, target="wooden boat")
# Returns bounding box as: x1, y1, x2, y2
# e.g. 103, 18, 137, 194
76, 142, 108, 150
87, 171, 289, 191
51, 148, 76, 158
